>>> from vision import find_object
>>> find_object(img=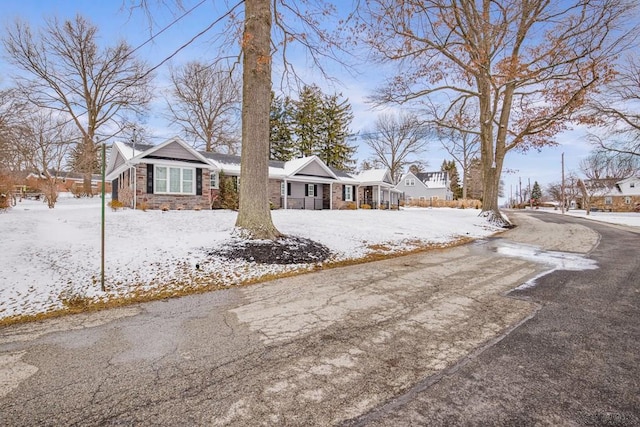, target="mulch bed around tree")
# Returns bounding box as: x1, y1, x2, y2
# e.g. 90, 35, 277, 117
208, 236, 332, 265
